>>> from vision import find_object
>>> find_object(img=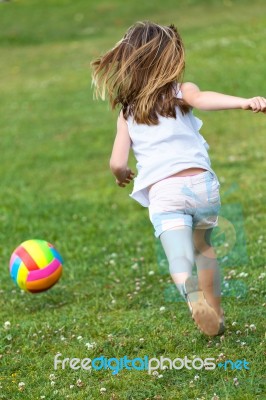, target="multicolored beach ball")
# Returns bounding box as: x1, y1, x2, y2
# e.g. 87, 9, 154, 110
9, 240, 63, 293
